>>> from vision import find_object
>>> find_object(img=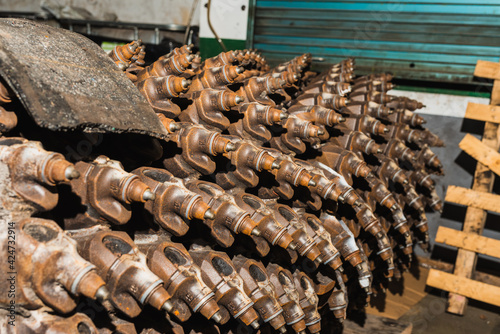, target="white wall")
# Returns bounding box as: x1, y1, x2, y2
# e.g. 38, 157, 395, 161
0, 0, 200, 26
199, 0, 249, 40
391, 90, 489, 118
